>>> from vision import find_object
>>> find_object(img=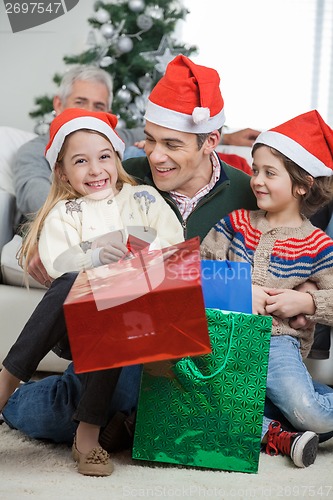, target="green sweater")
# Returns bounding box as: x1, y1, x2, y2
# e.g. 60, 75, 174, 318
123, 155, 257, 241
